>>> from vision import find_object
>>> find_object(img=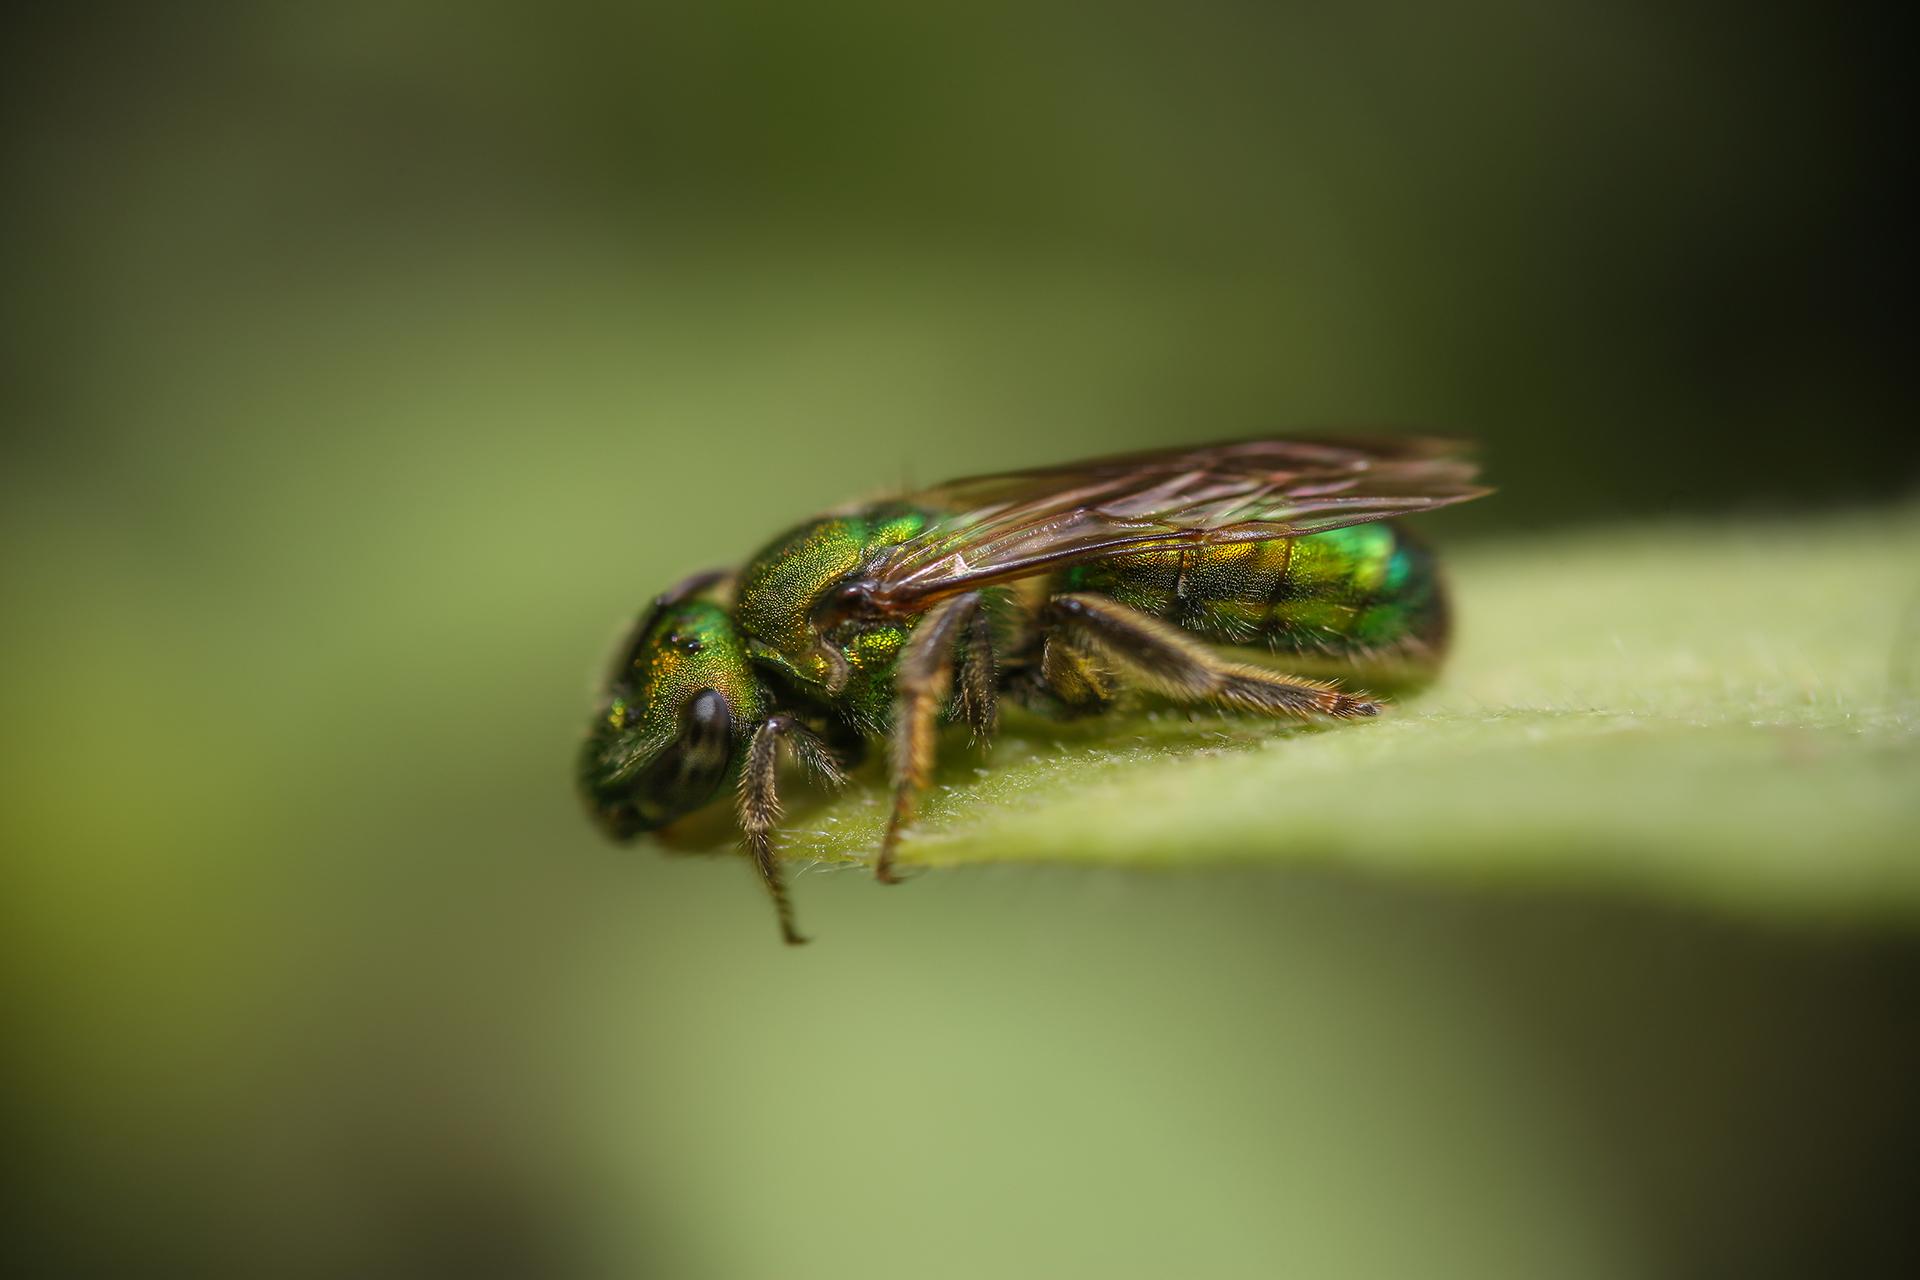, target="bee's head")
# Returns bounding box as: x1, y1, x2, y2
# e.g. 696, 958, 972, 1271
580, 593, 766, 839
